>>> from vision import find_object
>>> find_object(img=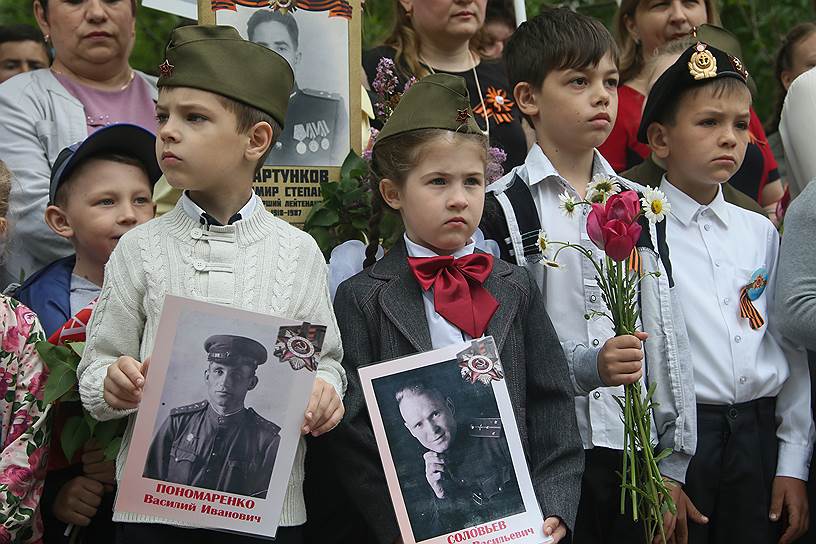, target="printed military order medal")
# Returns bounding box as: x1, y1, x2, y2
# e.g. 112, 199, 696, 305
273, 323, 325, 372
459, 354, 504, 385
456, 337, 504, 385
